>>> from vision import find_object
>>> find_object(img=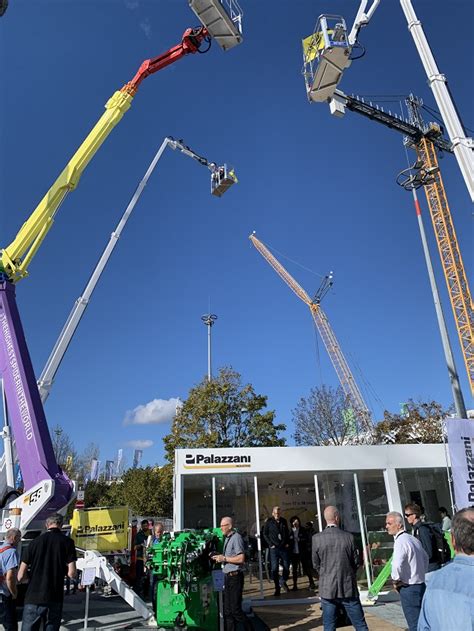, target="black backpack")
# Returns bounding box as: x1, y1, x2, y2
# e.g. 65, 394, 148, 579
419, 522, 451, 565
